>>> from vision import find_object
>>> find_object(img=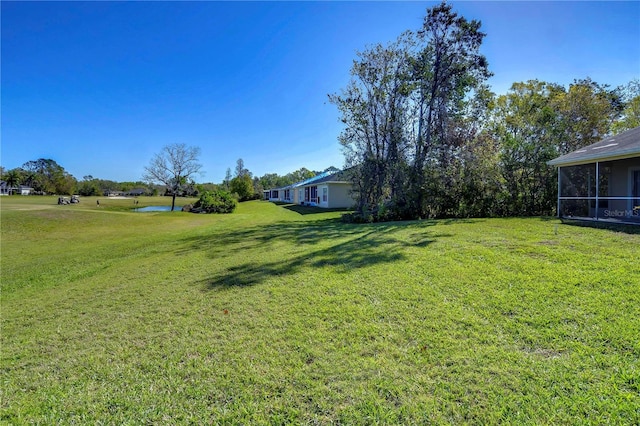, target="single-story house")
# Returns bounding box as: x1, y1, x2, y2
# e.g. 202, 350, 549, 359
548, 126, 640, 224
19, 185, 34, 195
1, 182, 34, 195
265, 170, 340, 204
267, 187, 285, 202
264, 168, 356, 209
126, 188, 147, 197
298, 169, 356, 208
0, 181, 10, 196
286, 171, 335, 205
267, 184, 303, 203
